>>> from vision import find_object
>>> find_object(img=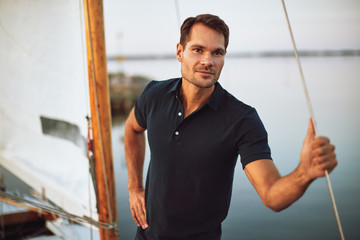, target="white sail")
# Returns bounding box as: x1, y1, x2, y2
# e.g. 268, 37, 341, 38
0, 0, 97, 220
